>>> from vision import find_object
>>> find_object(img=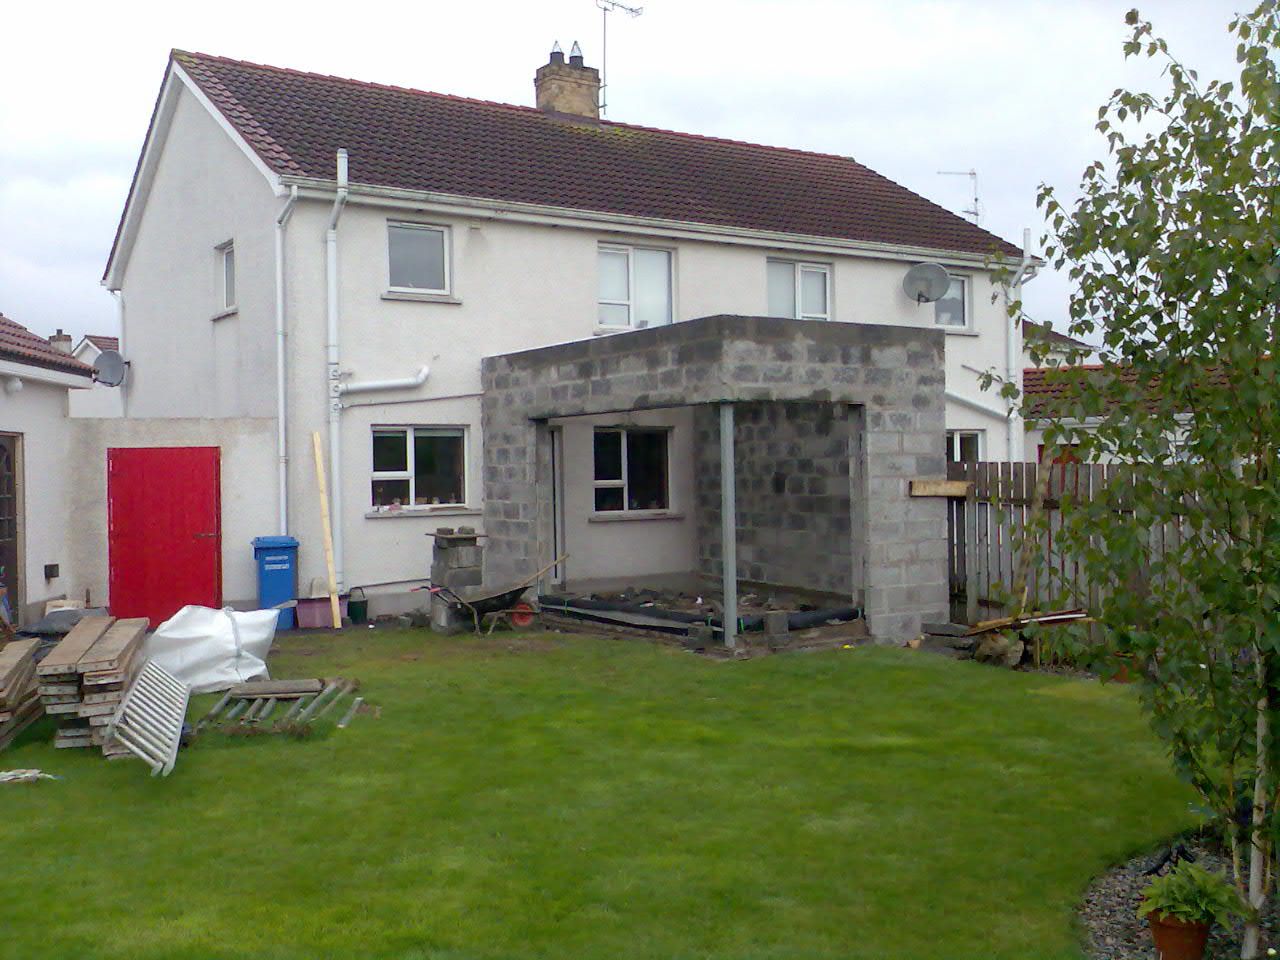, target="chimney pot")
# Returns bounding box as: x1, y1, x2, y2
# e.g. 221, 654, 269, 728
48, 329, 73, 354
534, 42, 600, 119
